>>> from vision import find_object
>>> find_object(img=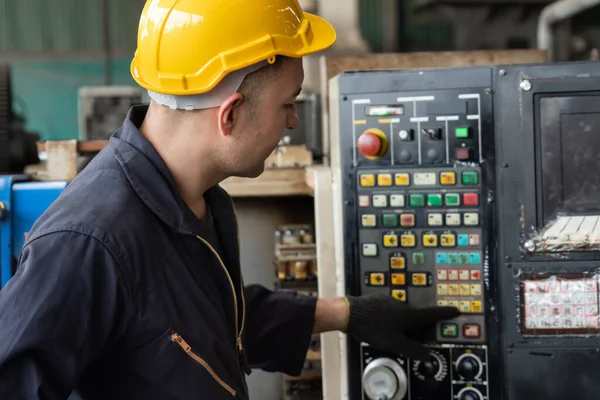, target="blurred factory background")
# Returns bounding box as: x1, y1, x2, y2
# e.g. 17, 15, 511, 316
2, 0, 600, 399
3, 0, 600, 143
